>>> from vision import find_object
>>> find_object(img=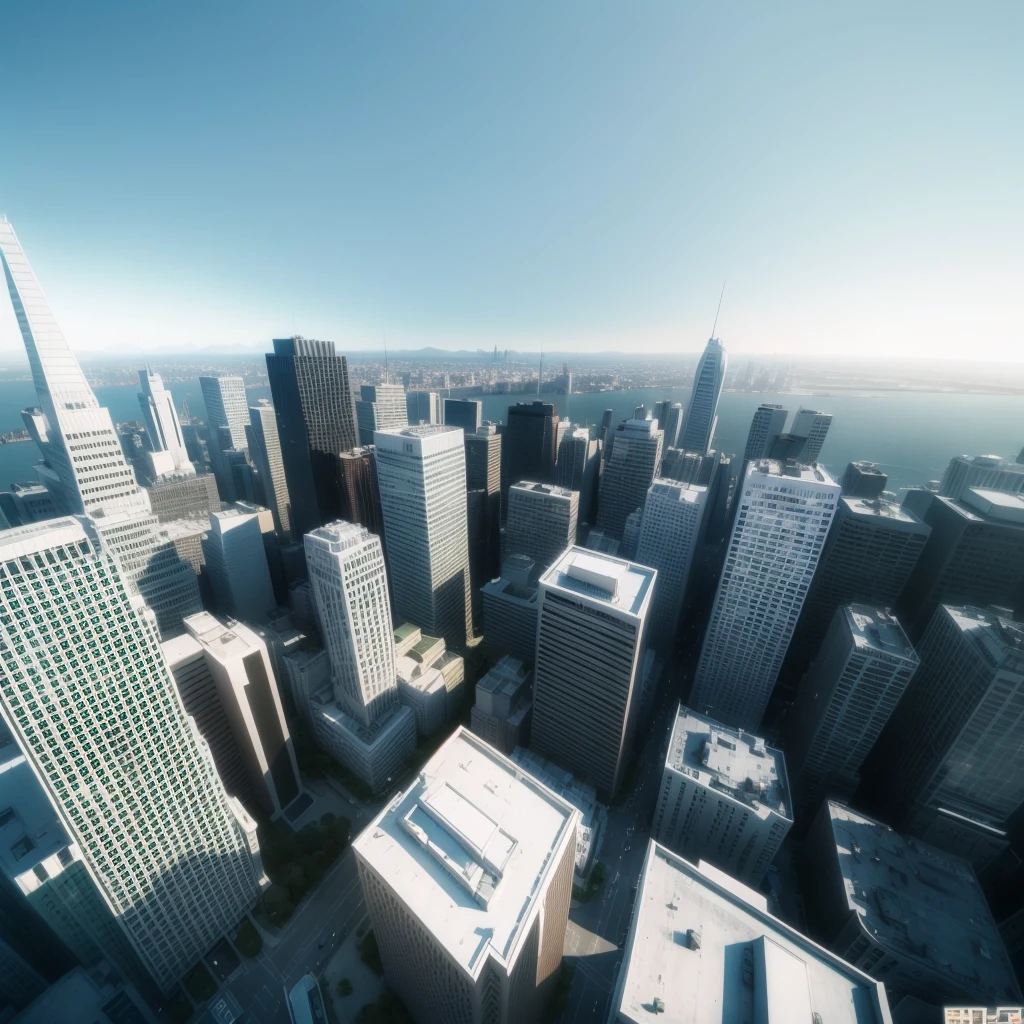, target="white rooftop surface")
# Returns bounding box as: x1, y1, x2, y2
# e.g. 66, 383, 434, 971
668, 707, 790, 821
614, 842, 891, 1024
946, 605, 1024, 660
353, 726, 578, 977
964, 487, 1024, 523
0, 516, 87, 558
160, 516, 209, 539
541, 546, 654, 619
842, 496, 922, 524
844, 605, 917, 660
750, 459, 838, 485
